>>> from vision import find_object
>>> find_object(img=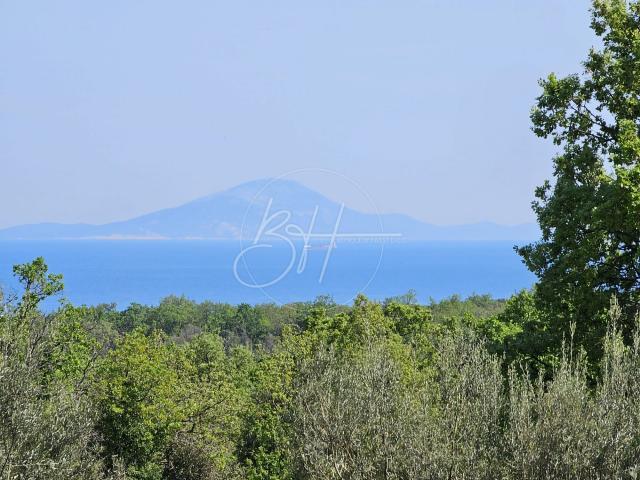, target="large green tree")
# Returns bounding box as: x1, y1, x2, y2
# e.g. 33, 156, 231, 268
518, 0, 640, 352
